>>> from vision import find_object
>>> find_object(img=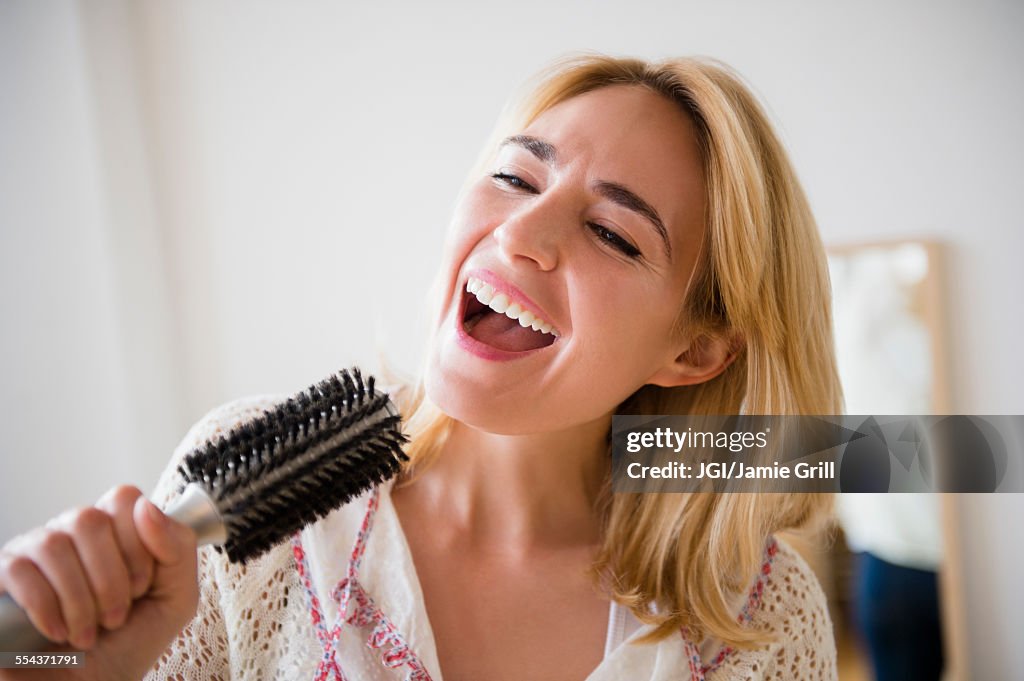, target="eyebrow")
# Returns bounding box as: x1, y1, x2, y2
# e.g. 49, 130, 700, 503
500, 134, 672, 260
503, 134, 558, 164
